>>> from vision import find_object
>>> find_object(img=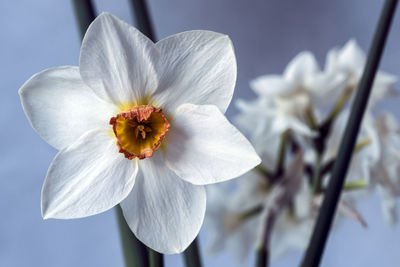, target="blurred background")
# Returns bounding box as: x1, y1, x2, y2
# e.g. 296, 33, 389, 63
1, 0, 400, 266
